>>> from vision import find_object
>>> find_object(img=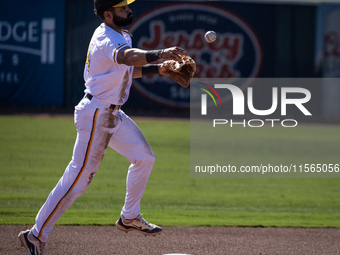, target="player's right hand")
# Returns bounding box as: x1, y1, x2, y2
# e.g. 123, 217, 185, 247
161, 46, 188, 61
